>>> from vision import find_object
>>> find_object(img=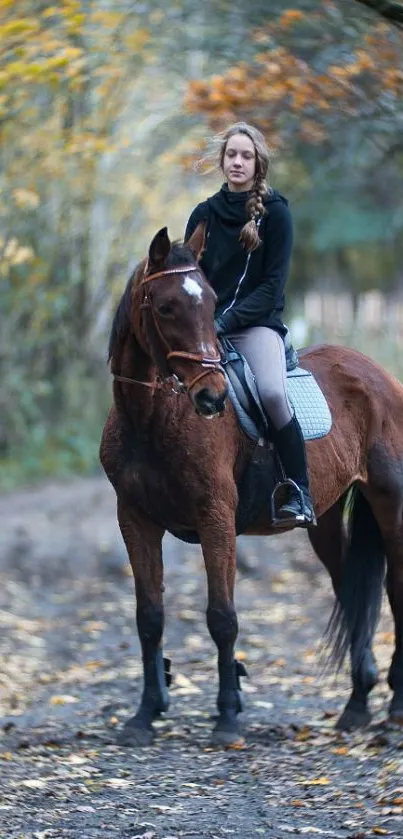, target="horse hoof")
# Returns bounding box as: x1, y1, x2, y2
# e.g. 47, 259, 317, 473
211, 722, 245, 748
335, 706, 371, 731
117, 720, 154, 747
